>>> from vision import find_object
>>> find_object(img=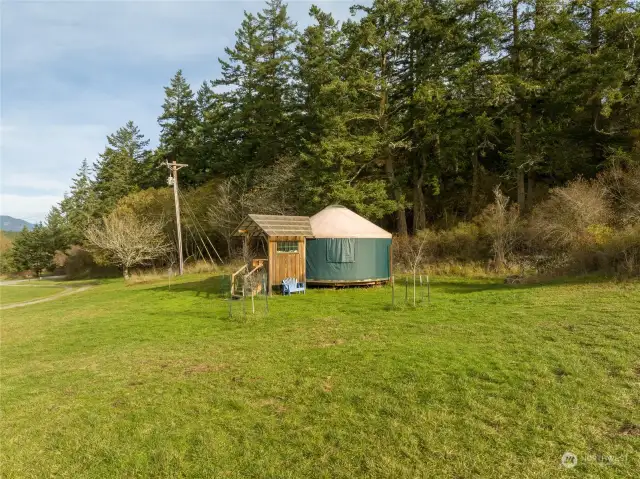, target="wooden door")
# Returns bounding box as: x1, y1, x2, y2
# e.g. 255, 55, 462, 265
269, 237, 305, 289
